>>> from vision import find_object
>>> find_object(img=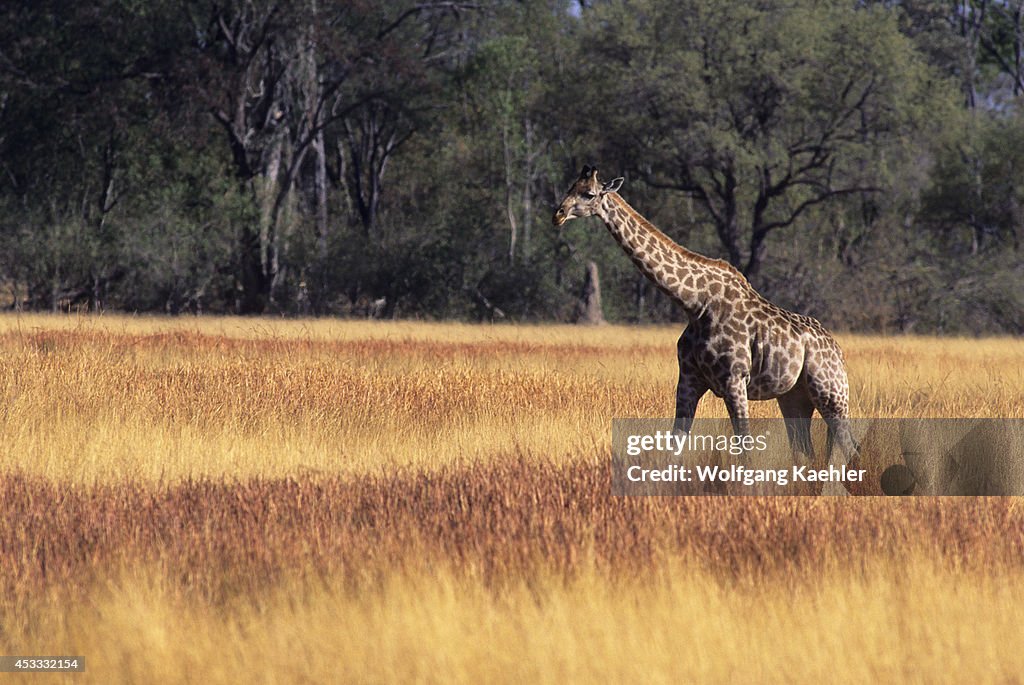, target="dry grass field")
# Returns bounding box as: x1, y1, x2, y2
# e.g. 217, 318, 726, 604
1, 314, 1023, 683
